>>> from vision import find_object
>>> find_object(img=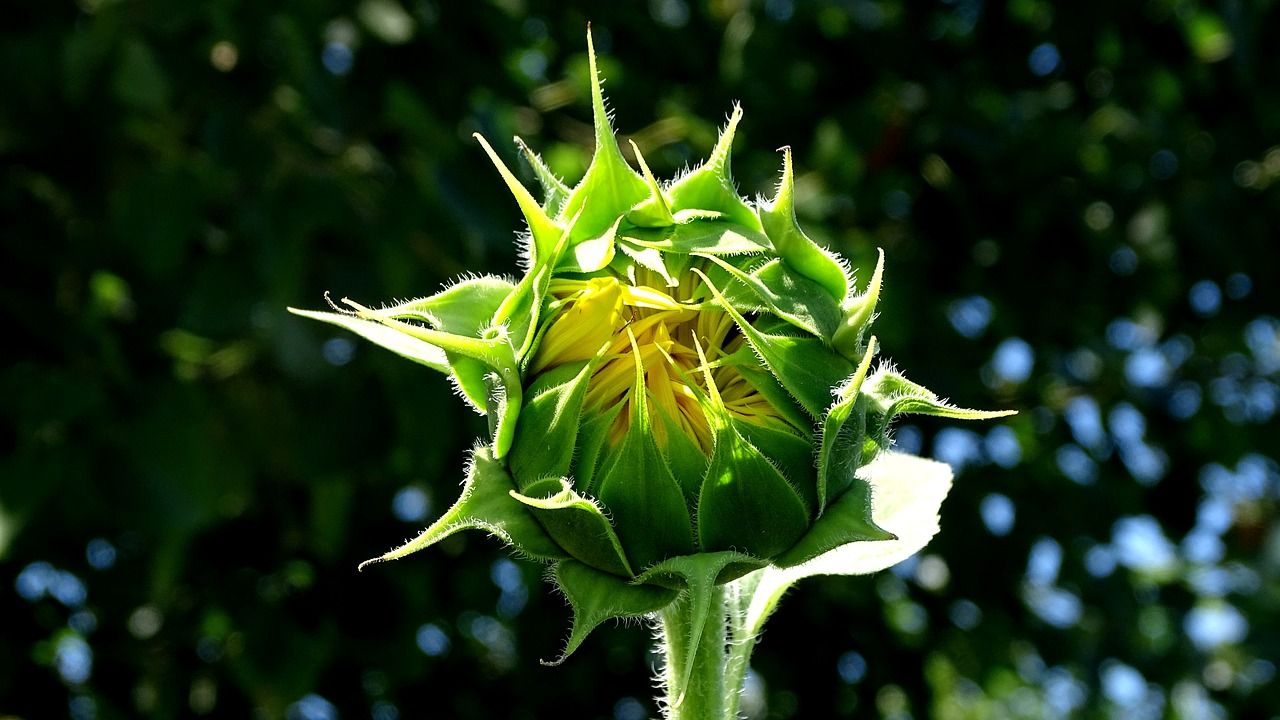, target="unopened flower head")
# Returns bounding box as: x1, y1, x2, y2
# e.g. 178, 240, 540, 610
290, 31, 1011, 658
